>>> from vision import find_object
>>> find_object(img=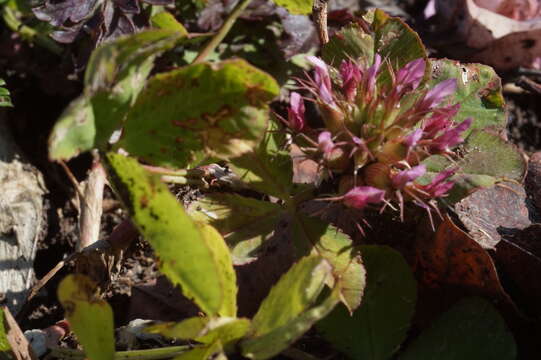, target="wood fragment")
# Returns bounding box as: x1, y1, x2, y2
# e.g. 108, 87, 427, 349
2, 306, 38, 360
313, 0, 329, 44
